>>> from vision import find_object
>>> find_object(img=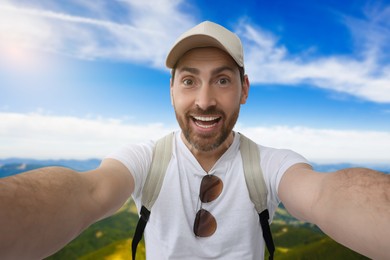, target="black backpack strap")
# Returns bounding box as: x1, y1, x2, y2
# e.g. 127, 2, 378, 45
132, 206, 150, 260
259, 209, 275, 260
